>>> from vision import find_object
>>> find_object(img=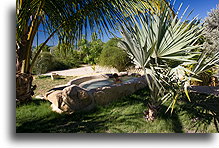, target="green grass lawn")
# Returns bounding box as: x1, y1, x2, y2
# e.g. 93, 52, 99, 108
32, 75, 77, 97
16, 76, 219, 133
